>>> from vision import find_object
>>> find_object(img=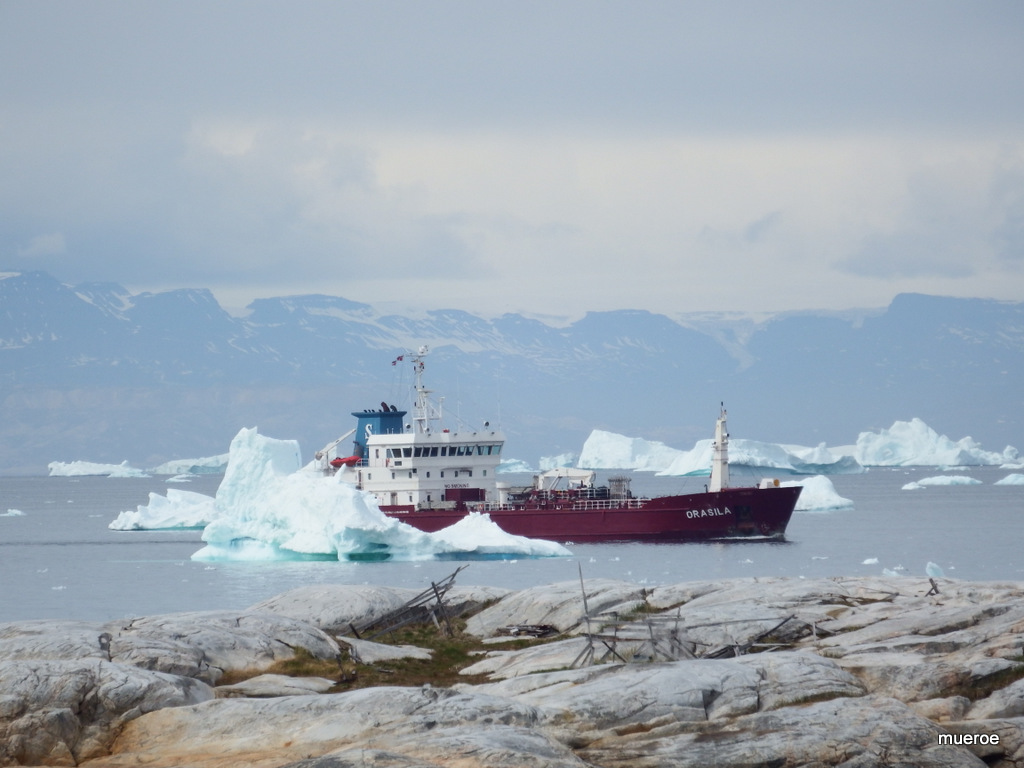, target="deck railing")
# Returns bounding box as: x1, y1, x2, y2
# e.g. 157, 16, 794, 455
475, 497, 651, 512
